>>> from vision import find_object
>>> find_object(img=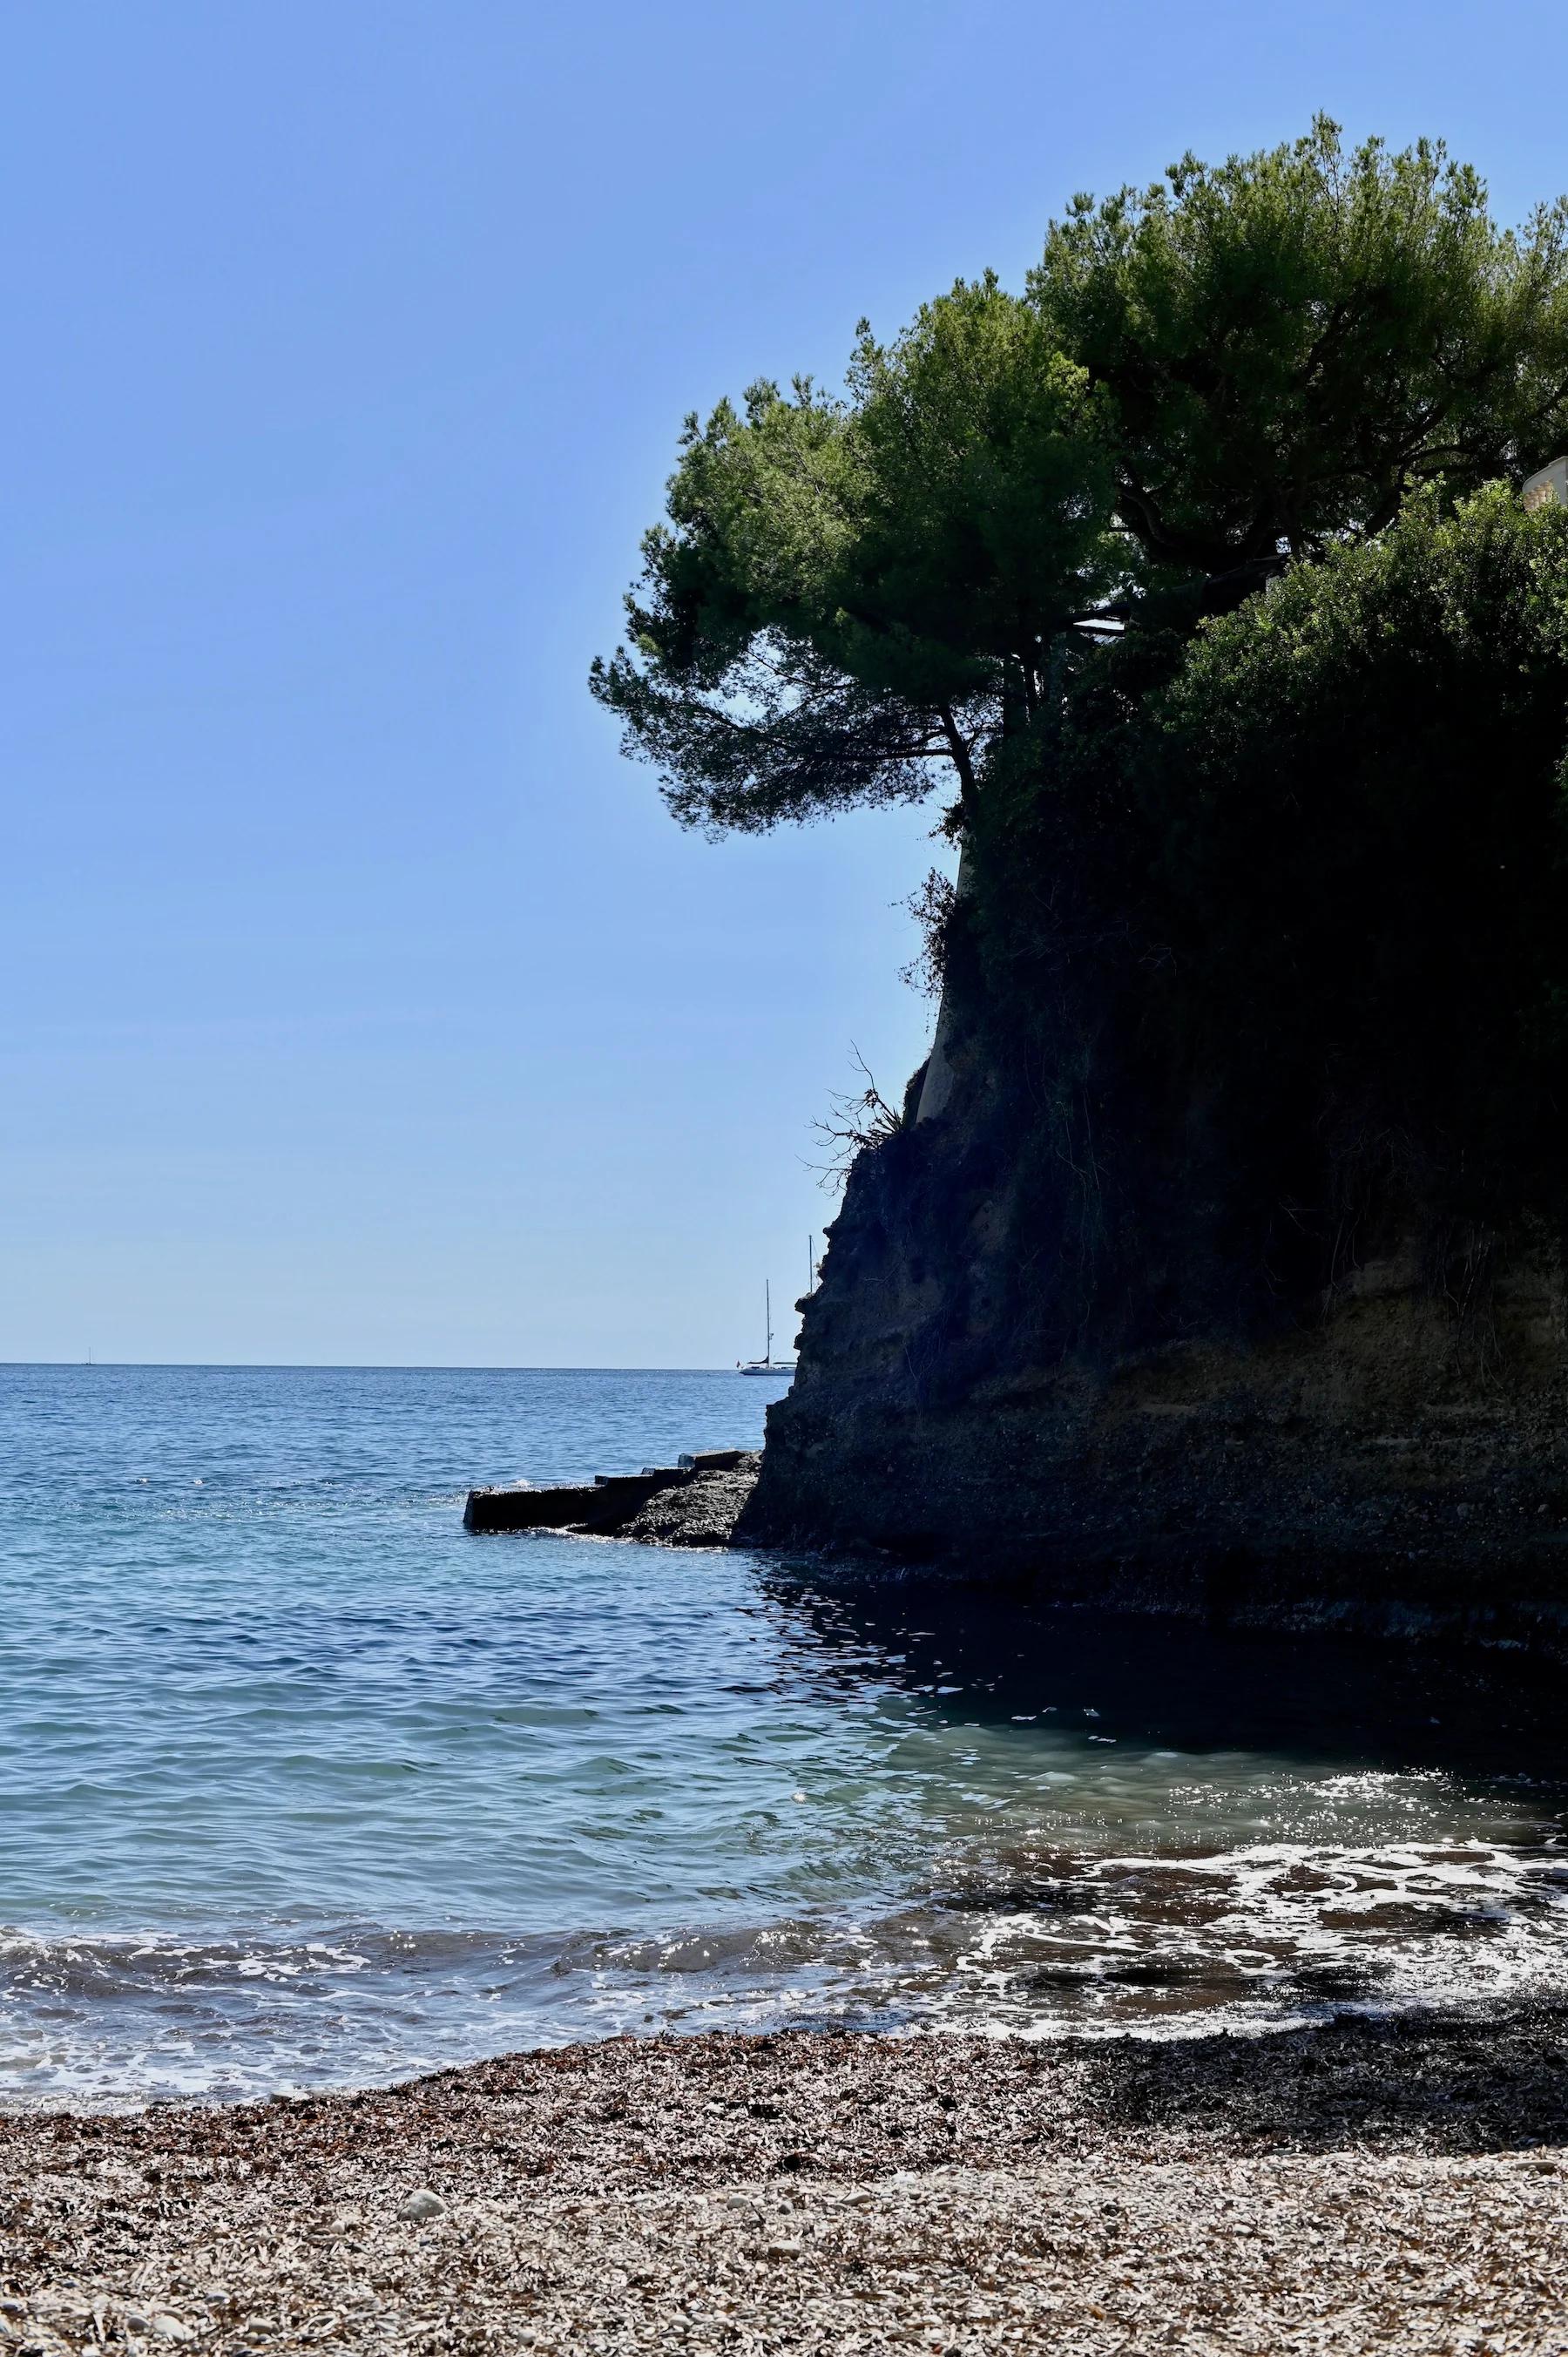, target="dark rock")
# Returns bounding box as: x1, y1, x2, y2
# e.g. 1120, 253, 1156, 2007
622, 1460, 760, 1548
465, 1458, 759, 1546
740, 986, 1568, 1658
464, 1471, 689, 1534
